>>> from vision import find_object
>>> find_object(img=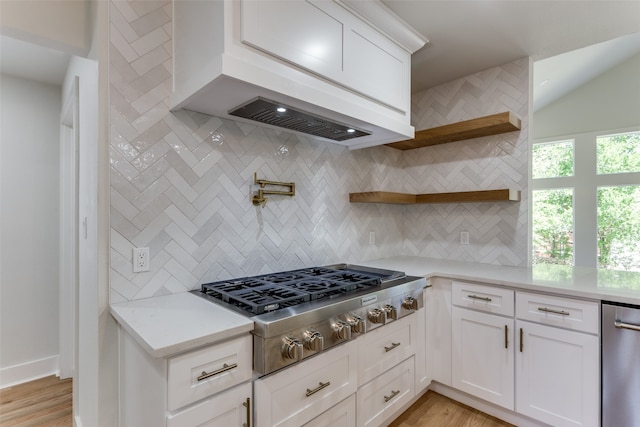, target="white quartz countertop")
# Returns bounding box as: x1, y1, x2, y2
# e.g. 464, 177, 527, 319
358, 256, 640, 305
110, 292, 254, 358
110, 257, 640, 358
